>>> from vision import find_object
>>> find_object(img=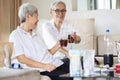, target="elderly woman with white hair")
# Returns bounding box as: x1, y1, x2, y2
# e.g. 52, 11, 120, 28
41, 0, 81, 77
42, 0, 81, 59
9, 3, 72, 80
41, 0, 100, 78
